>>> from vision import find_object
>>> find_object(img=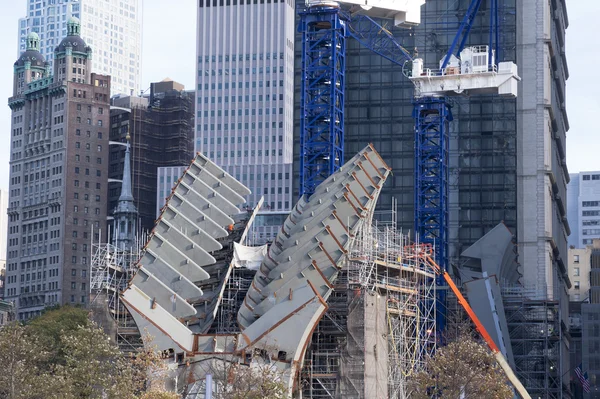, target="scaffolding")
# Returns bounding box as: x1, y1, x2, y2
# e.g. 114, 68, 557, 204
302, 210, 437, 399
502, 286, 568, 399
90, 240, 144, 351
